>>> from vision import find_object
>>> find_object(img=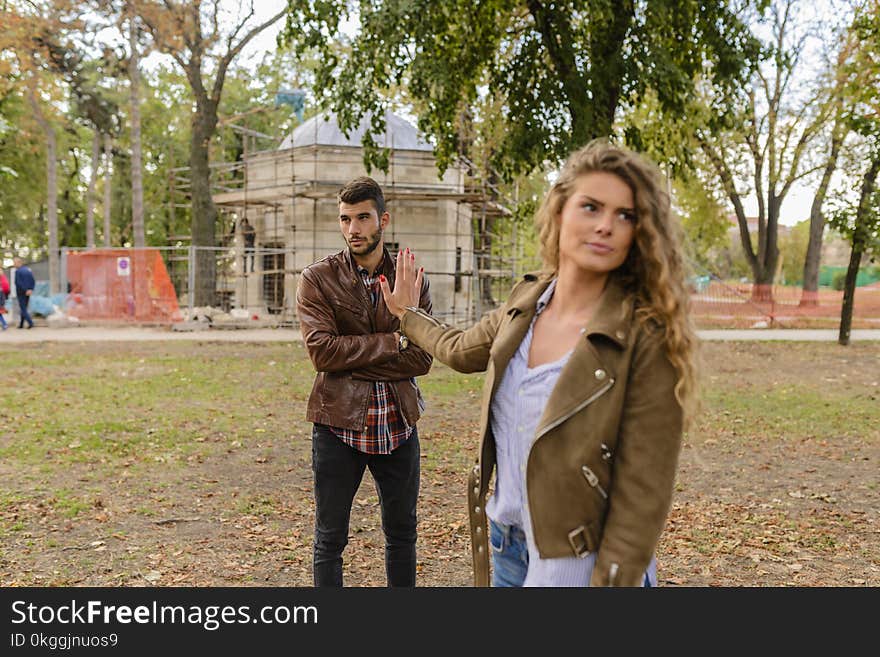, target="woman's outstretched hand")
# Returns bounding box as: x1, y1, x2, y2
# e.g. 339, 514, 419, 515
379, 248, 423, 319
